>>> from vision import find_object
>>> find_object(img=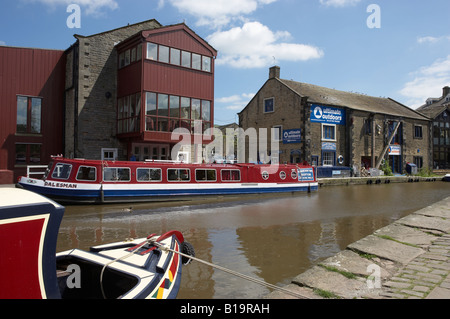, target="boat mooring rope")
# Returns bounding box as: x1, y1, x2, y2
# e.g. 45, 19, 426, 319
150, 240, 310, 299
